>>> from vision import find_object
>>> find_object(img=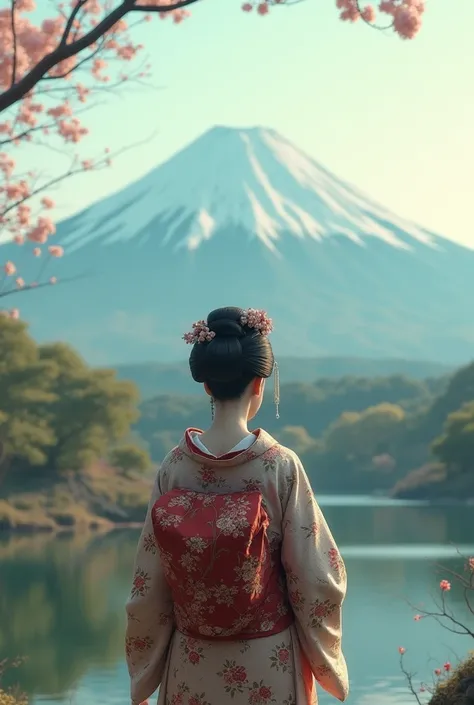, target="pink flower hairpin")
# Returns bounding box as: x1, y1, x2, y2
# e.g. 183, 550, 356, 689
240, 308, 273, 336
182, 320, 216, 345
183, 308, 273, 345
